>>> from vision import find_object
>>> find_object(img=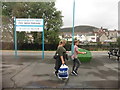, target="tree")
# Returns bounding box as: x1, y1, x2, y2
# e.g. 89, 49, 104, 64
2, 15, 13, 42
2, 2, 63, 45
